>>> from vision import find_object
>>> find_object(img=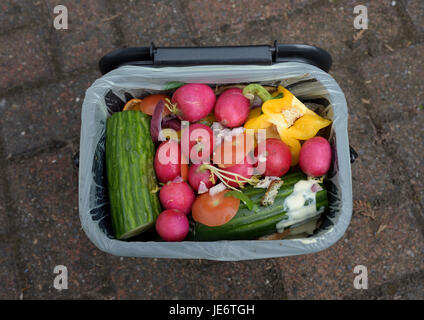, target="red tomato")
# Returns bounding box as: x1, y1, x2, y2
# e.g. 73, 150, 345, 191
192, 190, 240, 227
180, 160, 189, 182
212, 132, 255, 168
140, 94, 171, 116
